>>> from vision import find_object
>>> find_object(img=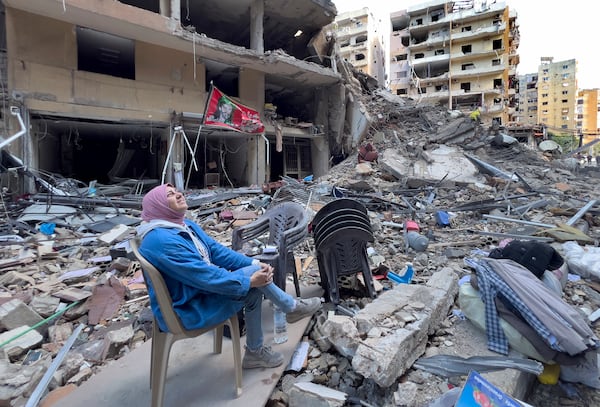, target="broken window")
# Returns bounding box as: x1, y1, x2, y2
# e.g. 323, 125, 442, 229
492, 39, 502, 50
460, 83, 471, 92
492, 58, 501, 66
355, 53, 366, 61
419, 87, 426, 94
356, 34, 367, 44
493, 79, 502, 89
341, 40, 350, 47
431, 11, 444, 22
396, 88, 407, 95
395, 54, 408, 61
462, 45, 472, 54
434, 49, 445, 55
461, 63, 475, 71
461, 26, 472, 32
76, 27, 135, 80
401, 36, 410, 46
414, 18, 423, 26
414, 53, 425, 59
